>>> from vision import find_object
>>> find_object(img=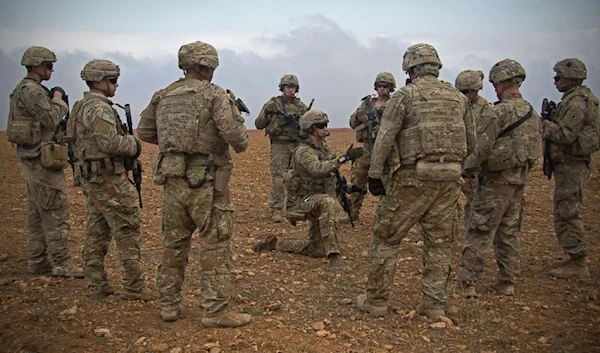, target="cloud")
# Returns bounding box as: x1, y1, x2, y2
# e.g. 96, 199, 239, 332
1, 16, 599, 131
